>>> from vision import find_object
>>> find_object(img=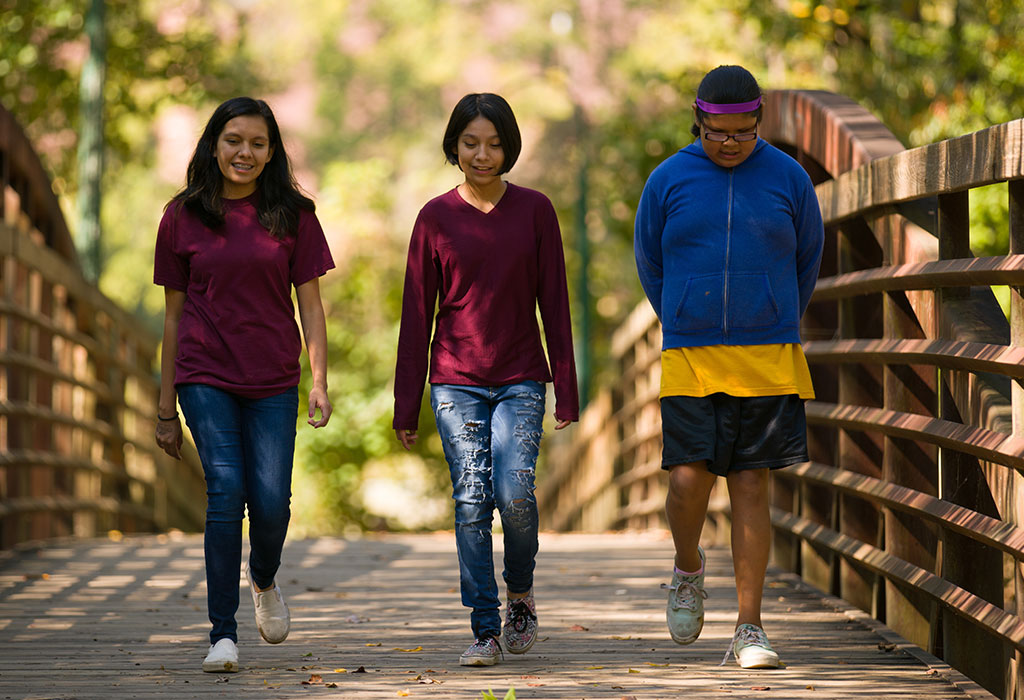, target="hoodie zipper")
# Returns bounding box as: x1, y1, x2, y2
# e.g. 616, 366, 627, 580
722, 168, 734, 338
